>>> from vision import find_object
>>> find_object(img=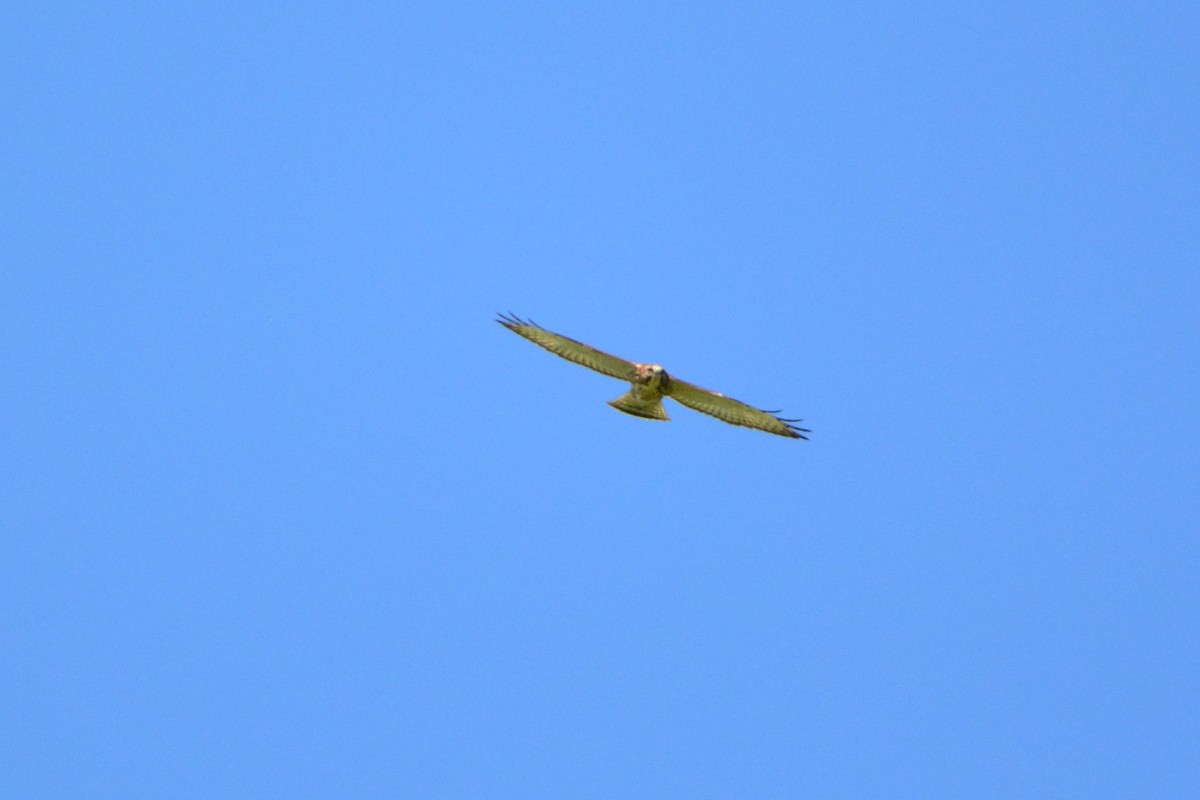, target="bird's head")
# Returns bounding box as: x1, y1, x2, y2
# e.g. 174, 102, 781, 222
637, 364, 667, 385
